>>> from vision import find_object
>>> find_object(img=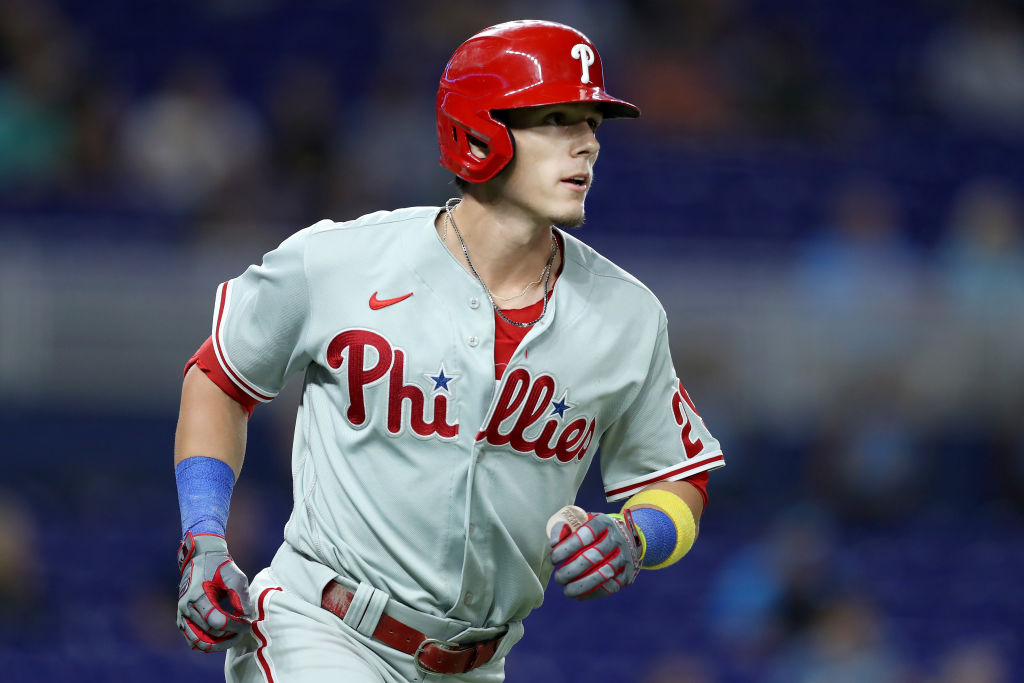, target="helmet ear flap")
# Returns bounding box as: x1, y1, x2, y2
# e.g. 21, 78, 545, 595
437, 98, 515, 183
